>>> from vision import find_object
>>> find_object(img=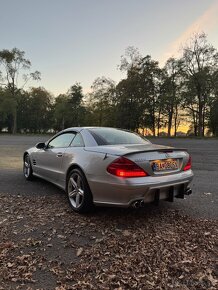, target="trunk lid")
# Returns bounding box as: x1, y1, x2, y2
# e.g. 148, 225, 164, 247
84, 144, 188, 176
84, 143, 184, 156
